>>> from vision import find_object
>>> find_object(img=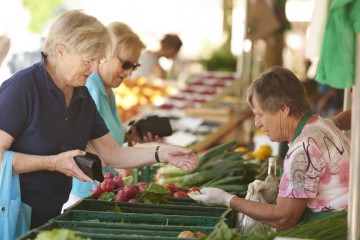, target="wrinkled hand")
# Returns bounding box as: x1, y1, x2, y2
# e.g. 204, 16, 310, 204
51, 150, 94, 183
187, 187, 235, 207
158, 144, 198, 171
248, 180, 278, 204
